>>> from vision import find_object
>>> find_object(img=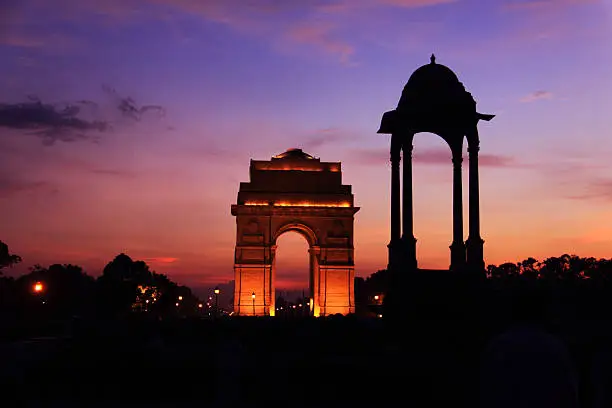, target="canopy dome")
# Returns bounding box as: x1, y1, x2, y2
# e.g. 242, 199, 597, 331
397, 54, 469, 110
406, 55, 459, 89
